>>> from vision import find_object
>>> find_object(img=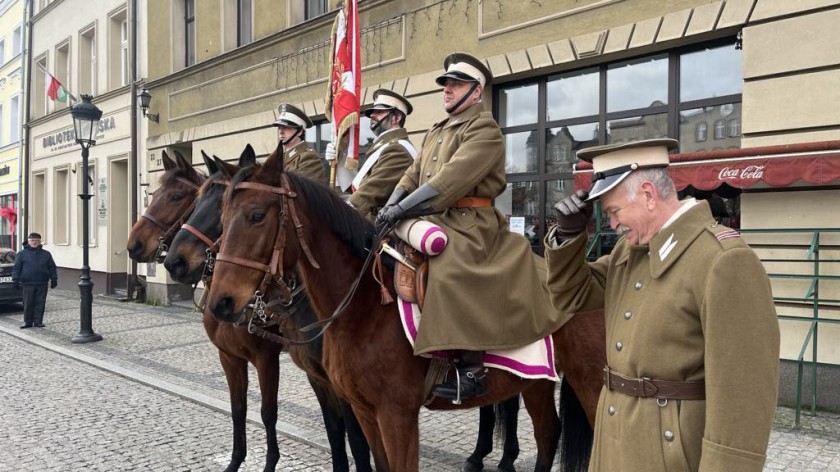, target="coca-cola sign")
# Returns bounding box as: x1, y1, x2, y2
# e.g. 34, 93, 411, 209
717, 164, 766, 181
